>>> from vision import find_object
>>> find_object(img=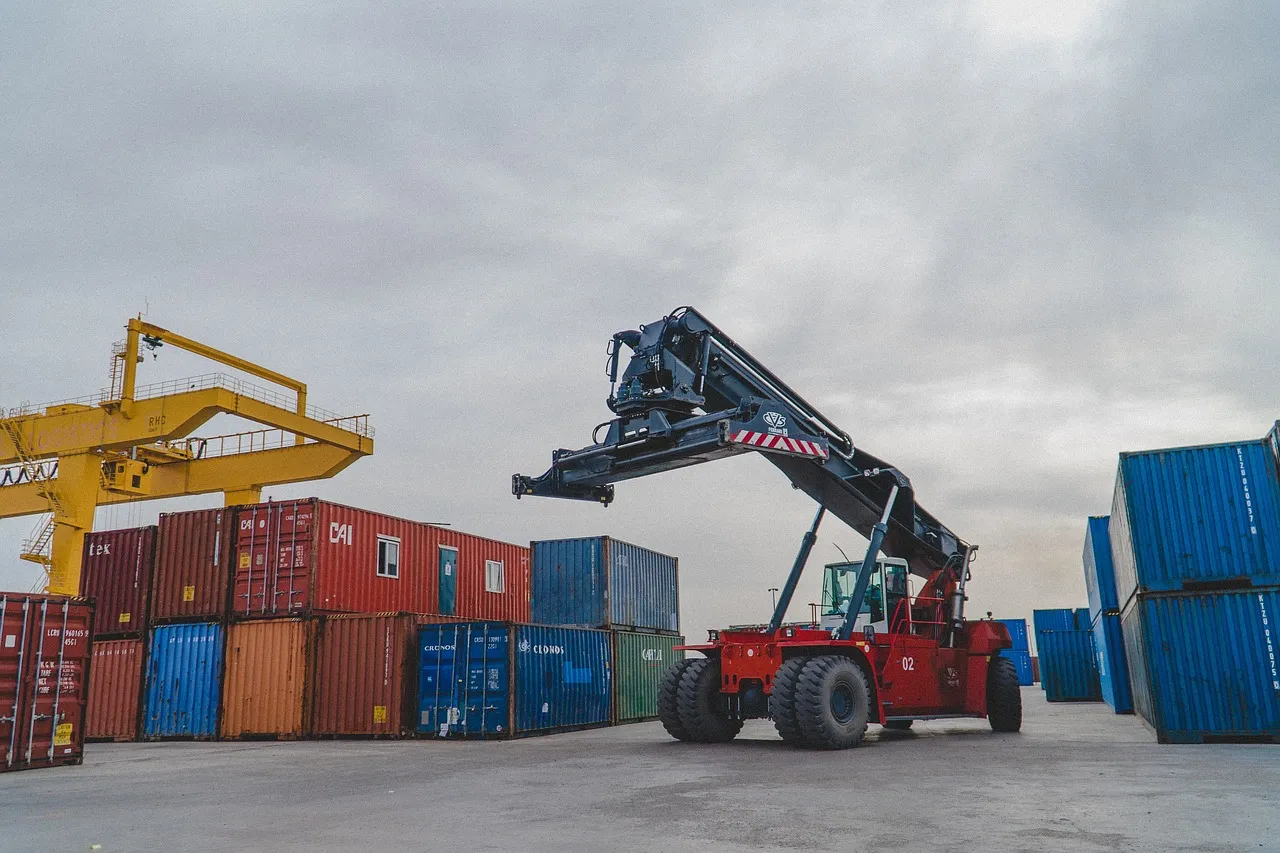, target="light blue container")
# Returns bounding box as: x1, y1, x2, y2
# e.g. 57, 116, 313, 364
1083, 516, 1119, 620
1036, 628, 1101, 702
1091, 613, 1132, 713
1110, 440, 1280, 602
1123, 589, 1280, 743
144, 623, 224, 739
531, 537, 679, 632
418, 622, 612, 737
